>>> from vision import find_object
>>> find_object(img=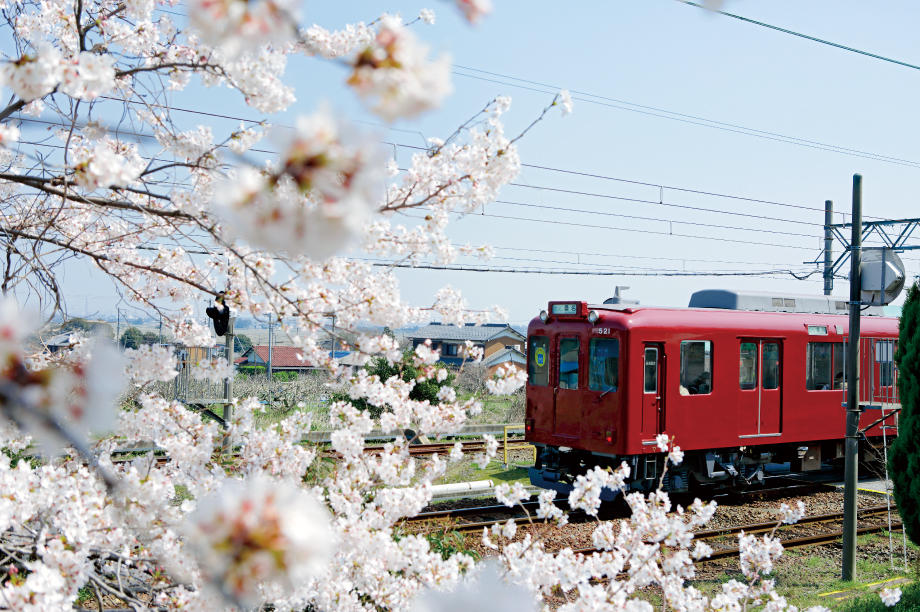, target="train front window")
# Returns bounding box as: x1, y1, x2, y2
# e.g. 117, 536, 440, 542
558, 338, 579, 390
739, 342, 758, 390
589, 338, 619, 392
680, 340, 712, 394
528, 336, 549, 386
